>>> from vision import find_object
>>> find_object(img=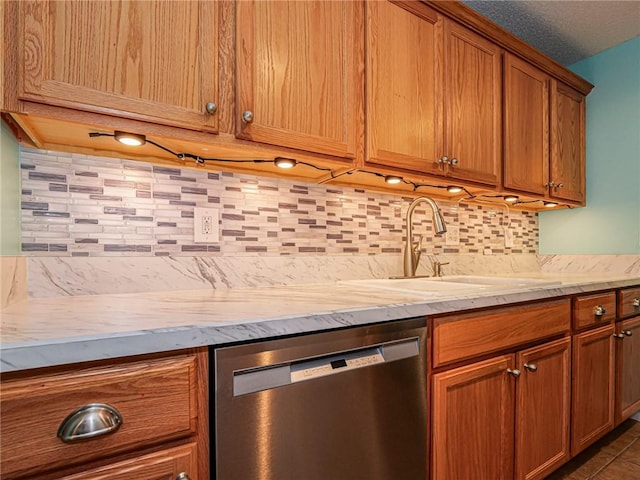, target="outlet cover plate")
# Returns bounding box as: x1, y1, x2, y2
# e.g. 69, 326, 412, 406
194, 207, 219, 243
445, 225, 460, 245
